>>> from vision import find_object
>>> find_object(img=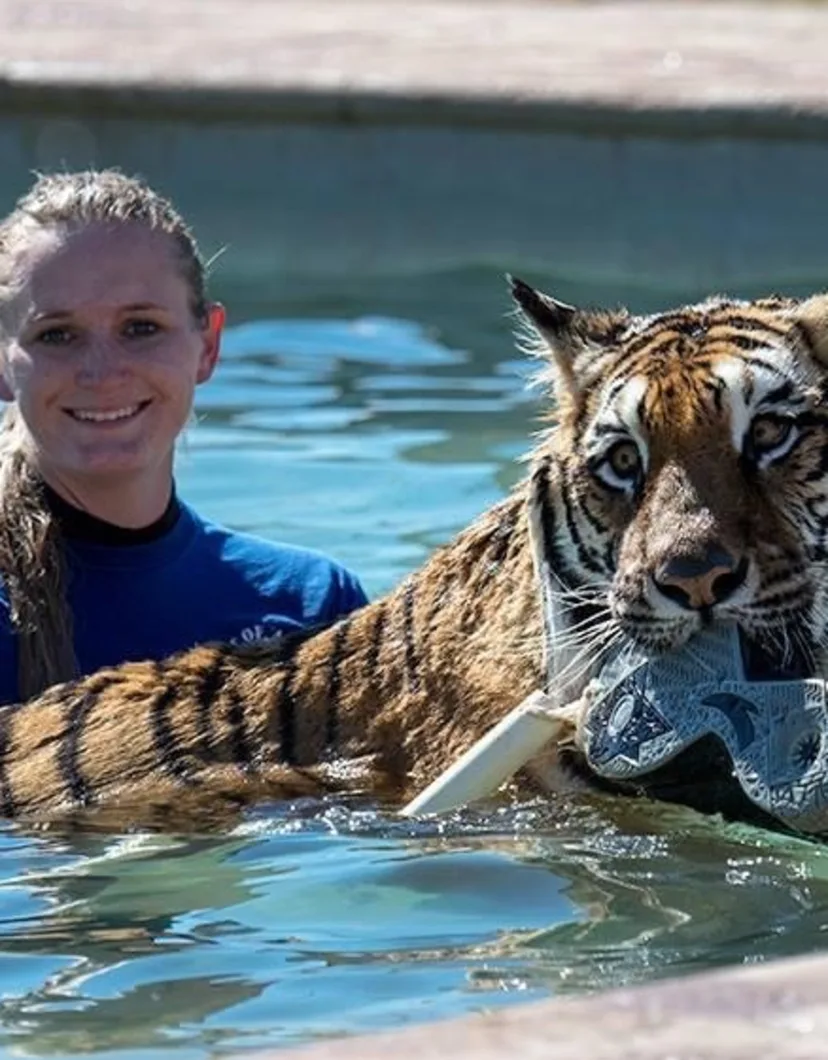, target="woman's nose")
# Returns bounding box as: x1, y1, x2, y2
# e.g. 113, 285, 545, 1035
74, 336, 131, 386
